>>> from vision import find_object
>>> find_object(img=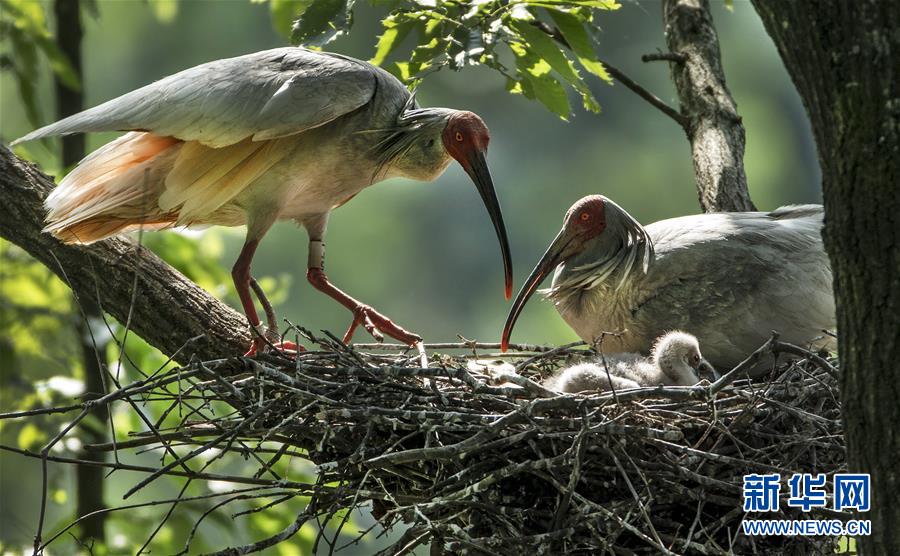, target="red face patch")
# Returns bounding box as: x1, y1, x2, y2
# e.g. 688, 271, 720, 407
565, 195, 607, 239
442, 112, 490, 164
